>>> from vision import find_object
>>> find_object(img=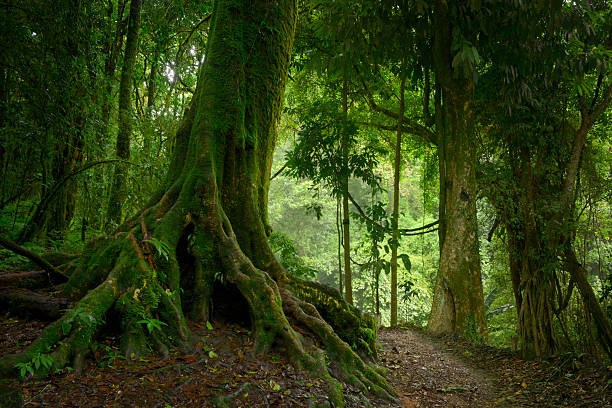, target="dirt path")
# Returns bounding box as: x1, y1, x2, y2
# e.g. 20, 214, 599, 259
379, 327, 497, 407
378, 327, 612, 408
